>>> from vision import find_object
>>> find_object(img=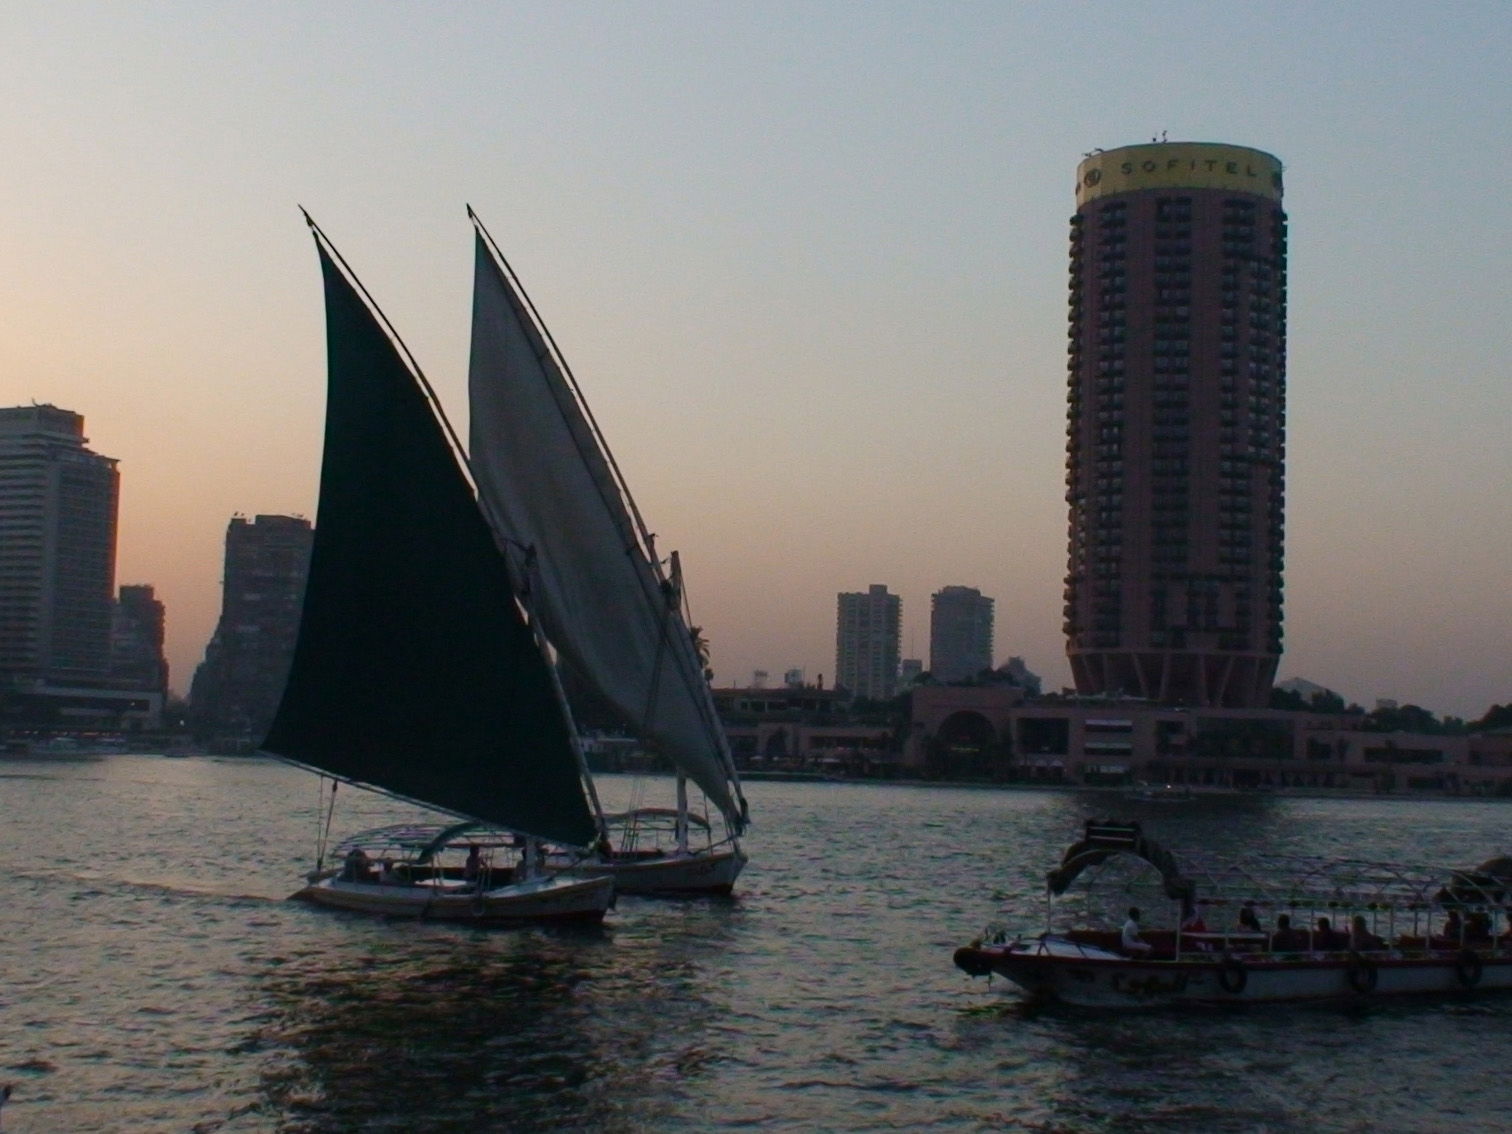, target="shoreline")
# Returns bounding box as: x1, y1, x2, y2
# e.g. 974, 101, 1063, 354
8, 750, 1503, 805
